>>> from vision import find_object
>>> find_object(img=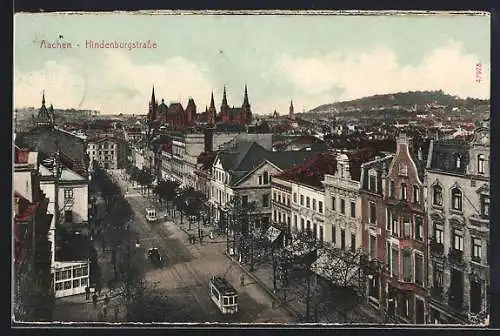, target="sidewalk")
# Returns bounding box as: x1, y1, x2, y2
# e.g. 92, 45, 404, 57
226, 252, 386, 324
